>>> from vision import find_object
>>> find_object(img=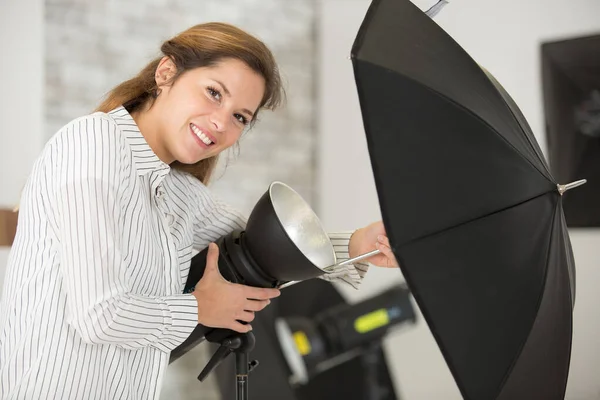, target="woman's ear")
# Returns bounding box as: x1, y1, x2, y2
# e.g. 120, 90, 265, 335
155, 56, 177, 87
